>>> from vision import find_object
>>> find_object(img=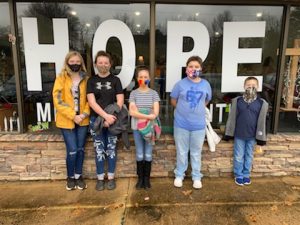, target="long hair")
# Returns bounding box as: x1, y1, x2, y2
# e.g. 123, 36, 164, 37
62, 51, 87, 74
